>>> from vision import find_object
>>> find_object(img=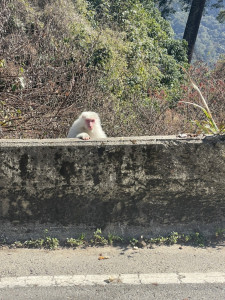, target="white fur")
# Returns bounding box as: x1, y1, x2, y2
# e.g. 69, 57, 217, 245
67, 111, 107, 139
